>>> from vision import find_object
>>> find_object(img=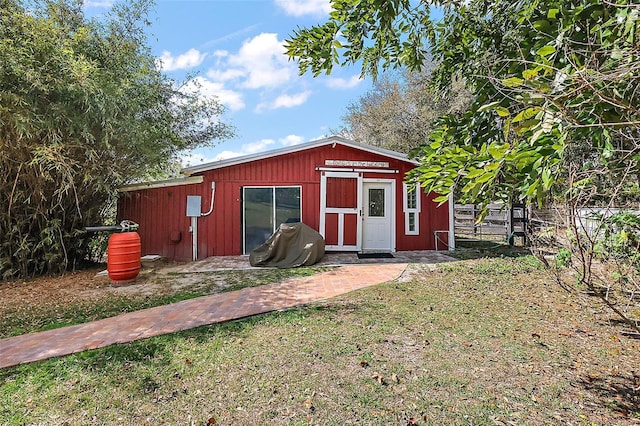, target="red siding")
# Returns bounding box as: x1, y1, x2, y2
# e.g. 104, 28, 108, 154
394, 190, 450, 251
117, 142, 450, 260
326, 177, 358, 208
324, 214, 339, 245
343, 214, 358, 246
117, 184, 200, 261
